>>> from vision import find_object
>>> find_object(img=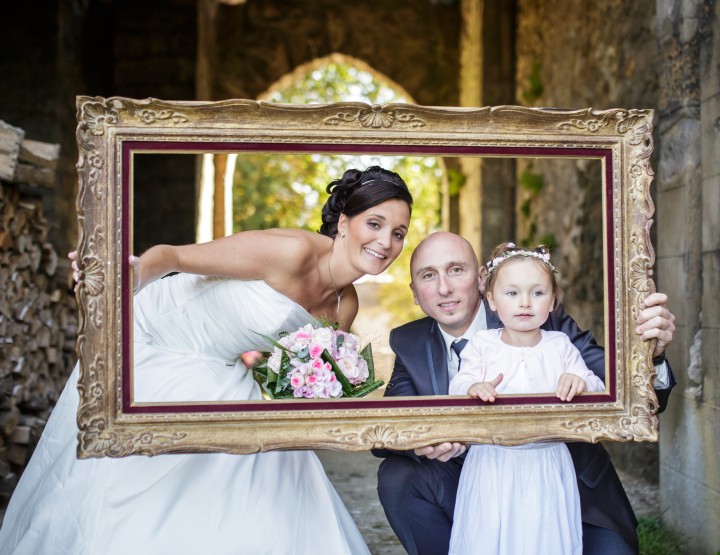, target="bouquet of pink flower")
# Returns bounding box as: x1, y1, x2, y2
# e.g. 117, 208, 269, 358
252, 323, 383, 399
